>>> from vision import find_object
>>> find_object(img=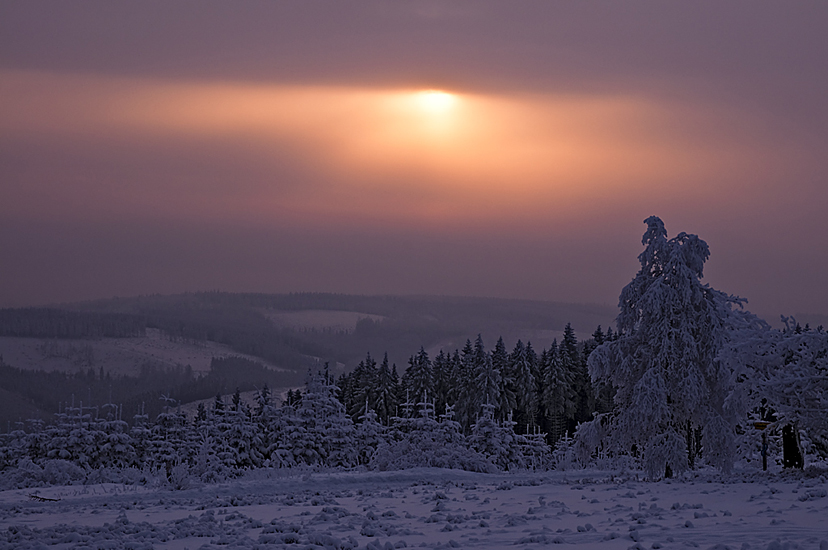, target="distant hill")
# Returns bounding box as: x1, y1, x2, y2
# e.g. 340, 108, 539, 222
68, 292, 618, 367
0, 293, 617, 427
